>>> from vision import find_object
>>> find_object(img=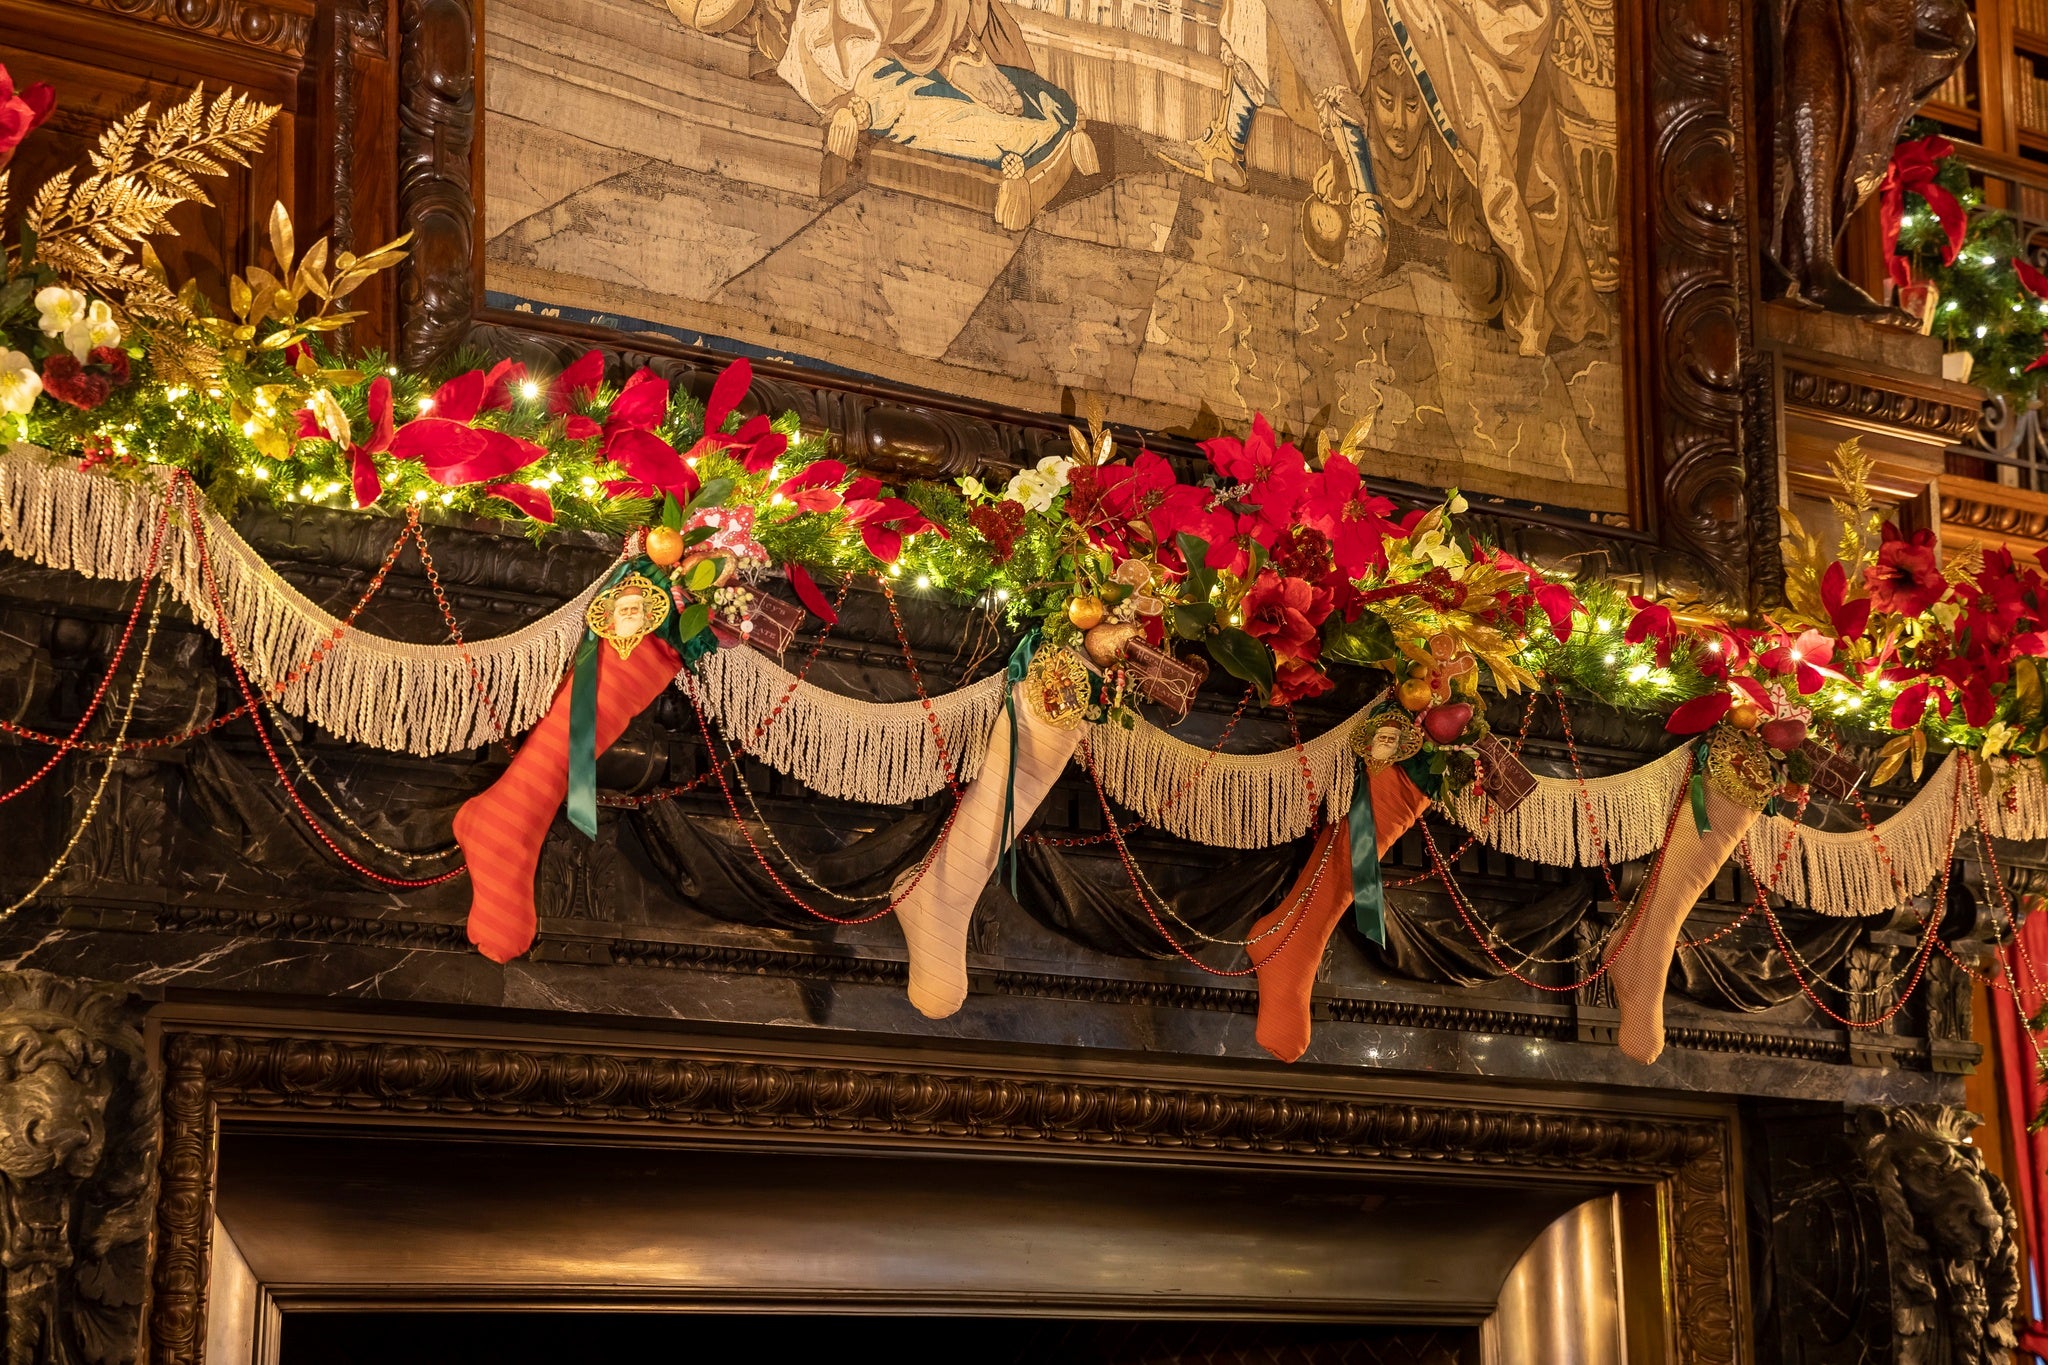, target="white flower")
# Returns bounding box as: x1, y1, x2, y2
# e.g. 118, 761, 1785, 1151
957, 475, 990, 501
62, 300, 121, 361
34, 286, 87, 338
1034, 455, 1075, 489
0, 350, 41, 415
1005, 468, 1057, 512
